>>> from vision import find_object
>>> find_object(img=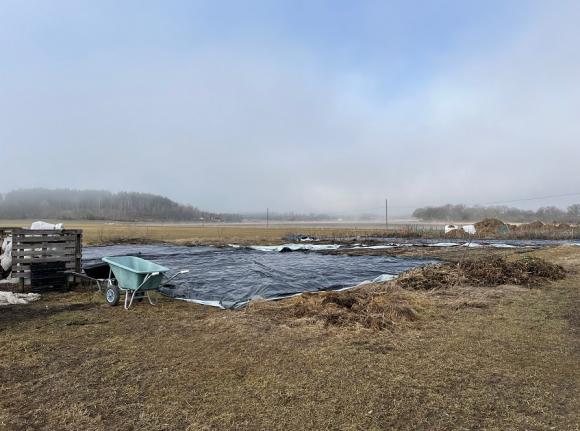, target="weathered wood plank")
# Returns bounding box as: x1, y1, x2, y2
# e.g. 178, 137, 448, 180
12, 229, 82, 235
12, 236, 79, 244
13, 254, 78, 260
12, 246, 77, 253
12, 243, 77, 250
14, 255, 77, 261
12, 262, 75, 278
12, 250, 76, 262
12, 254, 76, 264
